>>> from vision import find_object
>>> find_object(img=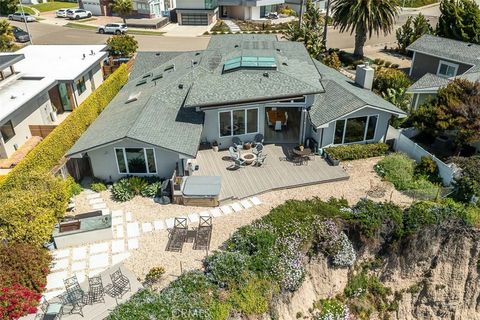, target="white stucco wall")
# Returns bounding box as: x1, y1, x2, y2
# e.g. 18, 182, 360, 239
311, 106, 393, 148
176, 0, 206, 9
87, 138, 182, 182
0, 92, 55, 158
